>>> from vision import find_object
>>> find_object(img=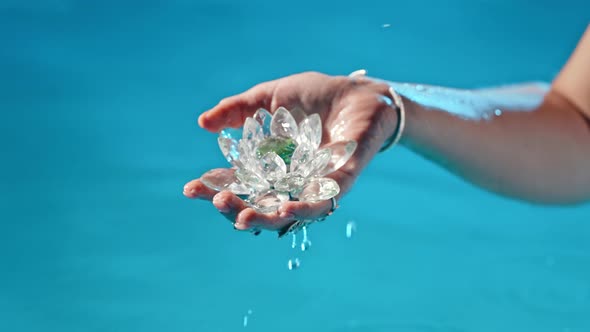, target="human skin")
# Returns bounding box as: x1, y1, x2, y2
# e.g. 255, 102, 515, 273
184, 25, 590, 233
